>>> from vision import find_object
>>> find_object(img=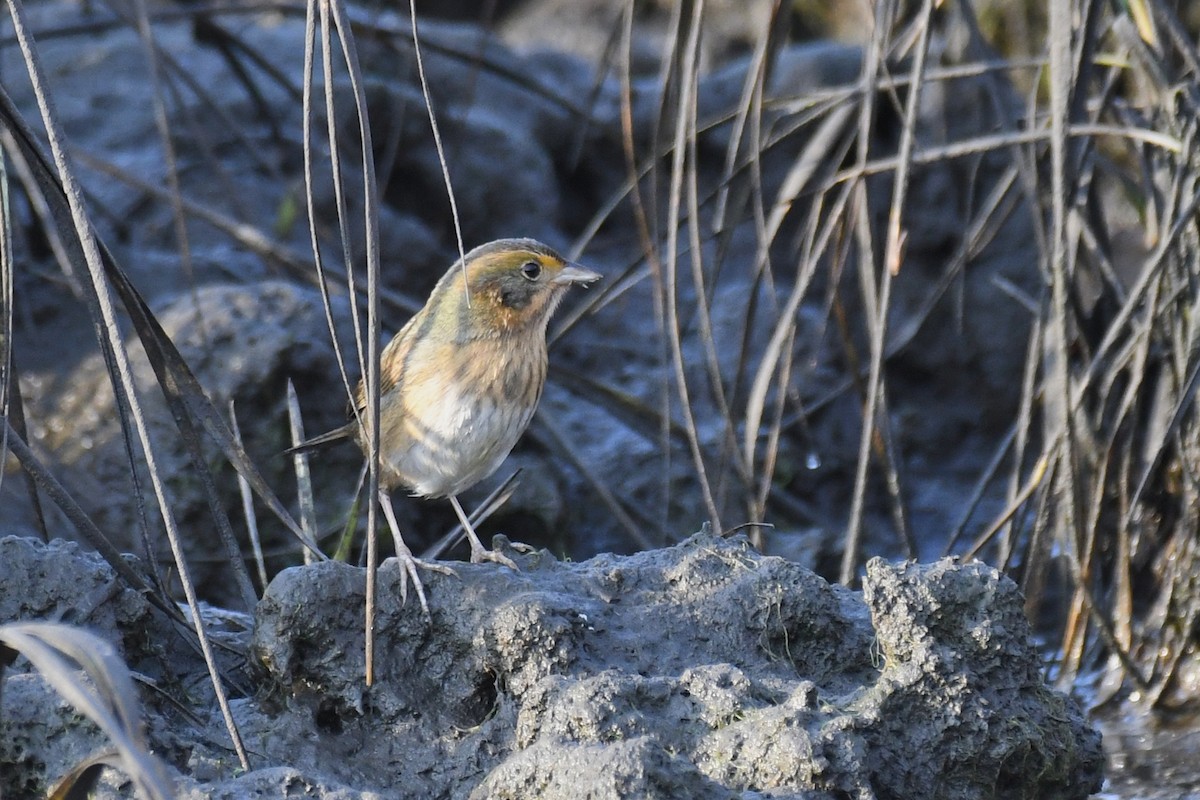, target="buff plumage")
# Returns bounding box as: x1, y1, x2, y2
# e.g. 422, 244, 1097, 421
297, 238, 599, 615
